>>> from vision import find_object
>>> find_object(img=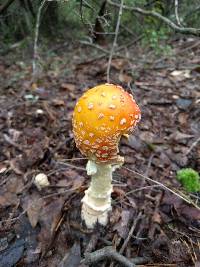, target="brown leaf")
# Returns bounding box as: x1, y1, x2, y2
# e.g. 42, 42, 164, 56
0, 162, 7, 174
0, 191, 19, 207
178, 113, 189, 126
52, 99, 65, 106
27, 198, 44, 228
110, 207, 122, 225
9, 157, 24, 175
179, 205, 200, 221
119, 72, 133, 83
113, 210, 131, 239
8, 128, 21, 142
6, 176, 24, 194
170, 70, 191, 80
59, 242, 81, 267
40, 198, 64, 232
169, 131, 194, 141
111, 59, 127, 70
38, 198, 65, 253
63, 169, 85, 189
162, 192, 200, 223
23, 140, 49, 168
21, 192, 44, 228
152, 212, 162, 224
140, 131, 155, 143
60, 83, 75, 91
